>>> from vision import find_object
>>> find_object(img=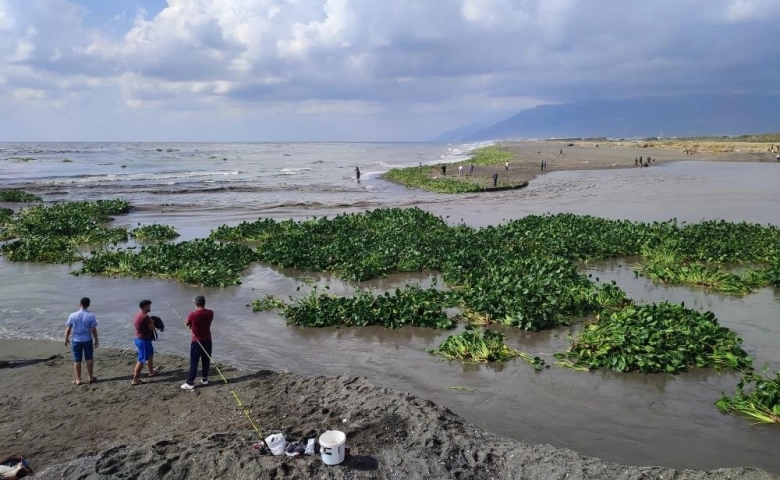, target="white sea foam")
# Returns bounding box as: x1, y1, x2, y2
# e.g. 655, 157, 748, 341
39, 170, 240, 185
